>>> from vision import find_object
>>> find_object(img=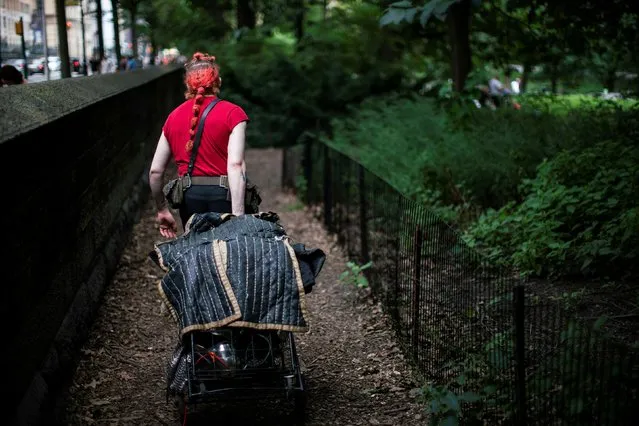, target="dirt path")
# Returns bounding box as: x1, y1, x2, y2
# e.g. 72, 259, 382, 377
59, 148, 425, 426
